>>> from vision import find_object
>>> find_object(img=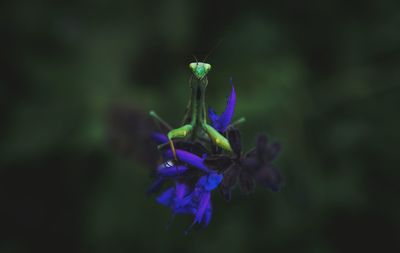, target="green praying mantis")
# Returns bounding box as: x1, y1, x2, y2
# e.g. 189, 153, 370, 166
149, 62, 234, 160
